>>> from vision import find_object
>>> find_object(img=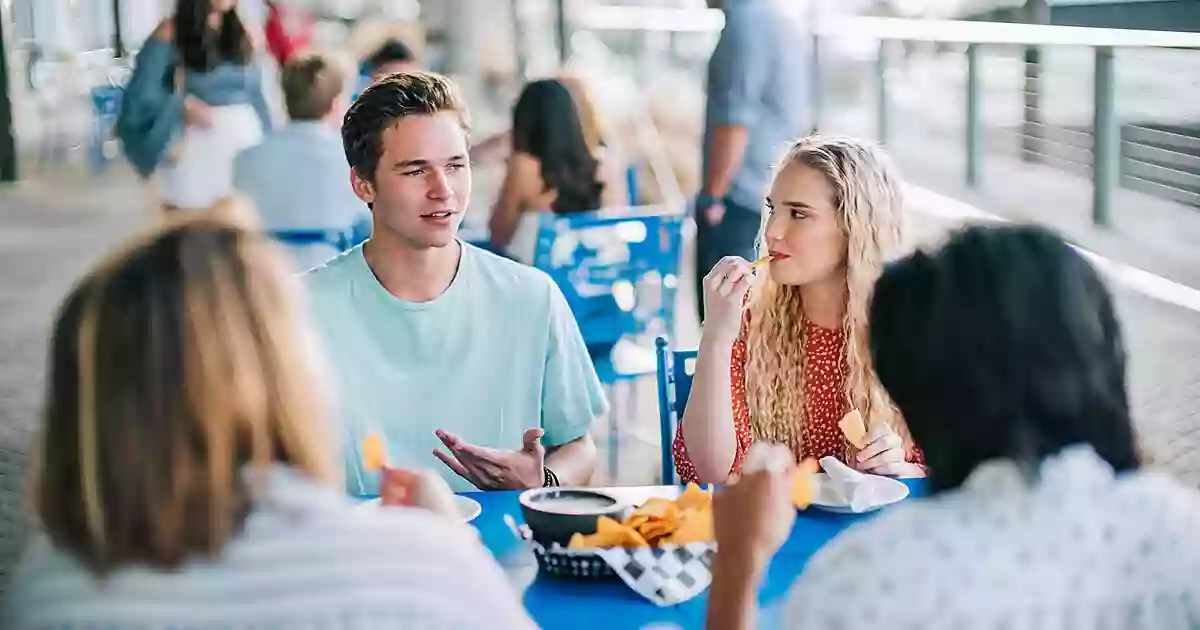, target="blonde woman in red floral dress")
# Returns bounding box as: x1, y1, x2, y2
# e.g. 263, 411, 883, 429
674, 136, 925, 483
